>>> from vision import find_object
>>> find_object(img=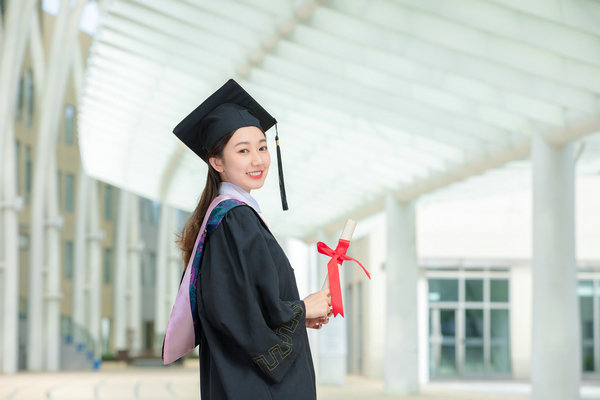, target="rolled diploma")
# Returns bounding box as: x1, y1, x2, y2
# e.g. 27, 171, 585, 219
322, 219, 357, 290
